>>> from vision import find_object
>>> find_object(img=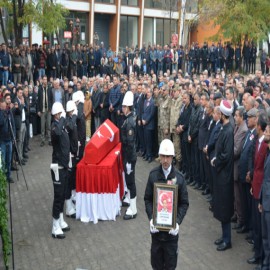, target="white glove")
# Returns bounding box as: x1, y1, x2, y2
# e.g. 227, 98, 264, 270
150, 219, 159, 234
169, 223, 179, 236
211, 157, 216, 167
126, 162, 133, 175
50, 163, 59, 181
